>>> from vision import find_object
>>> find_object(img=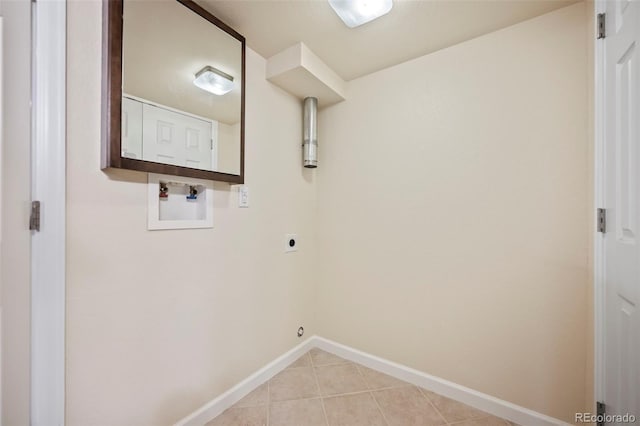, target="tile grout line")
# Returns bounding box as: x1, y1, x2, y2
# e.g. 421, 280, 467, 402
352, 364, 369, 389
446, 415, 509, 426
267, 378, 417, 403
266, 379, 270, 426
266, 387, 394, 403
350, 363, 406, 392
353, 364, 390, 426
309, 351, 331, 426
283, 362, 348, 372
323, 384, 412, 399
417, 385, 451, 425
369, 390, 391, 426
417, 386, 506, 426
